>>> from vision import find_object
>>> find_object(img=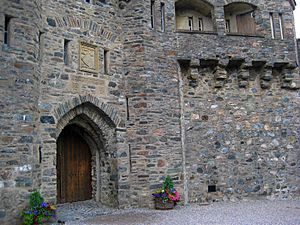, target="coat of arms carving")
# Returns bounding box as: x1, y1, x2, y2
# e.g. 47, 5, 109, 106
79, 42, 99, 73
